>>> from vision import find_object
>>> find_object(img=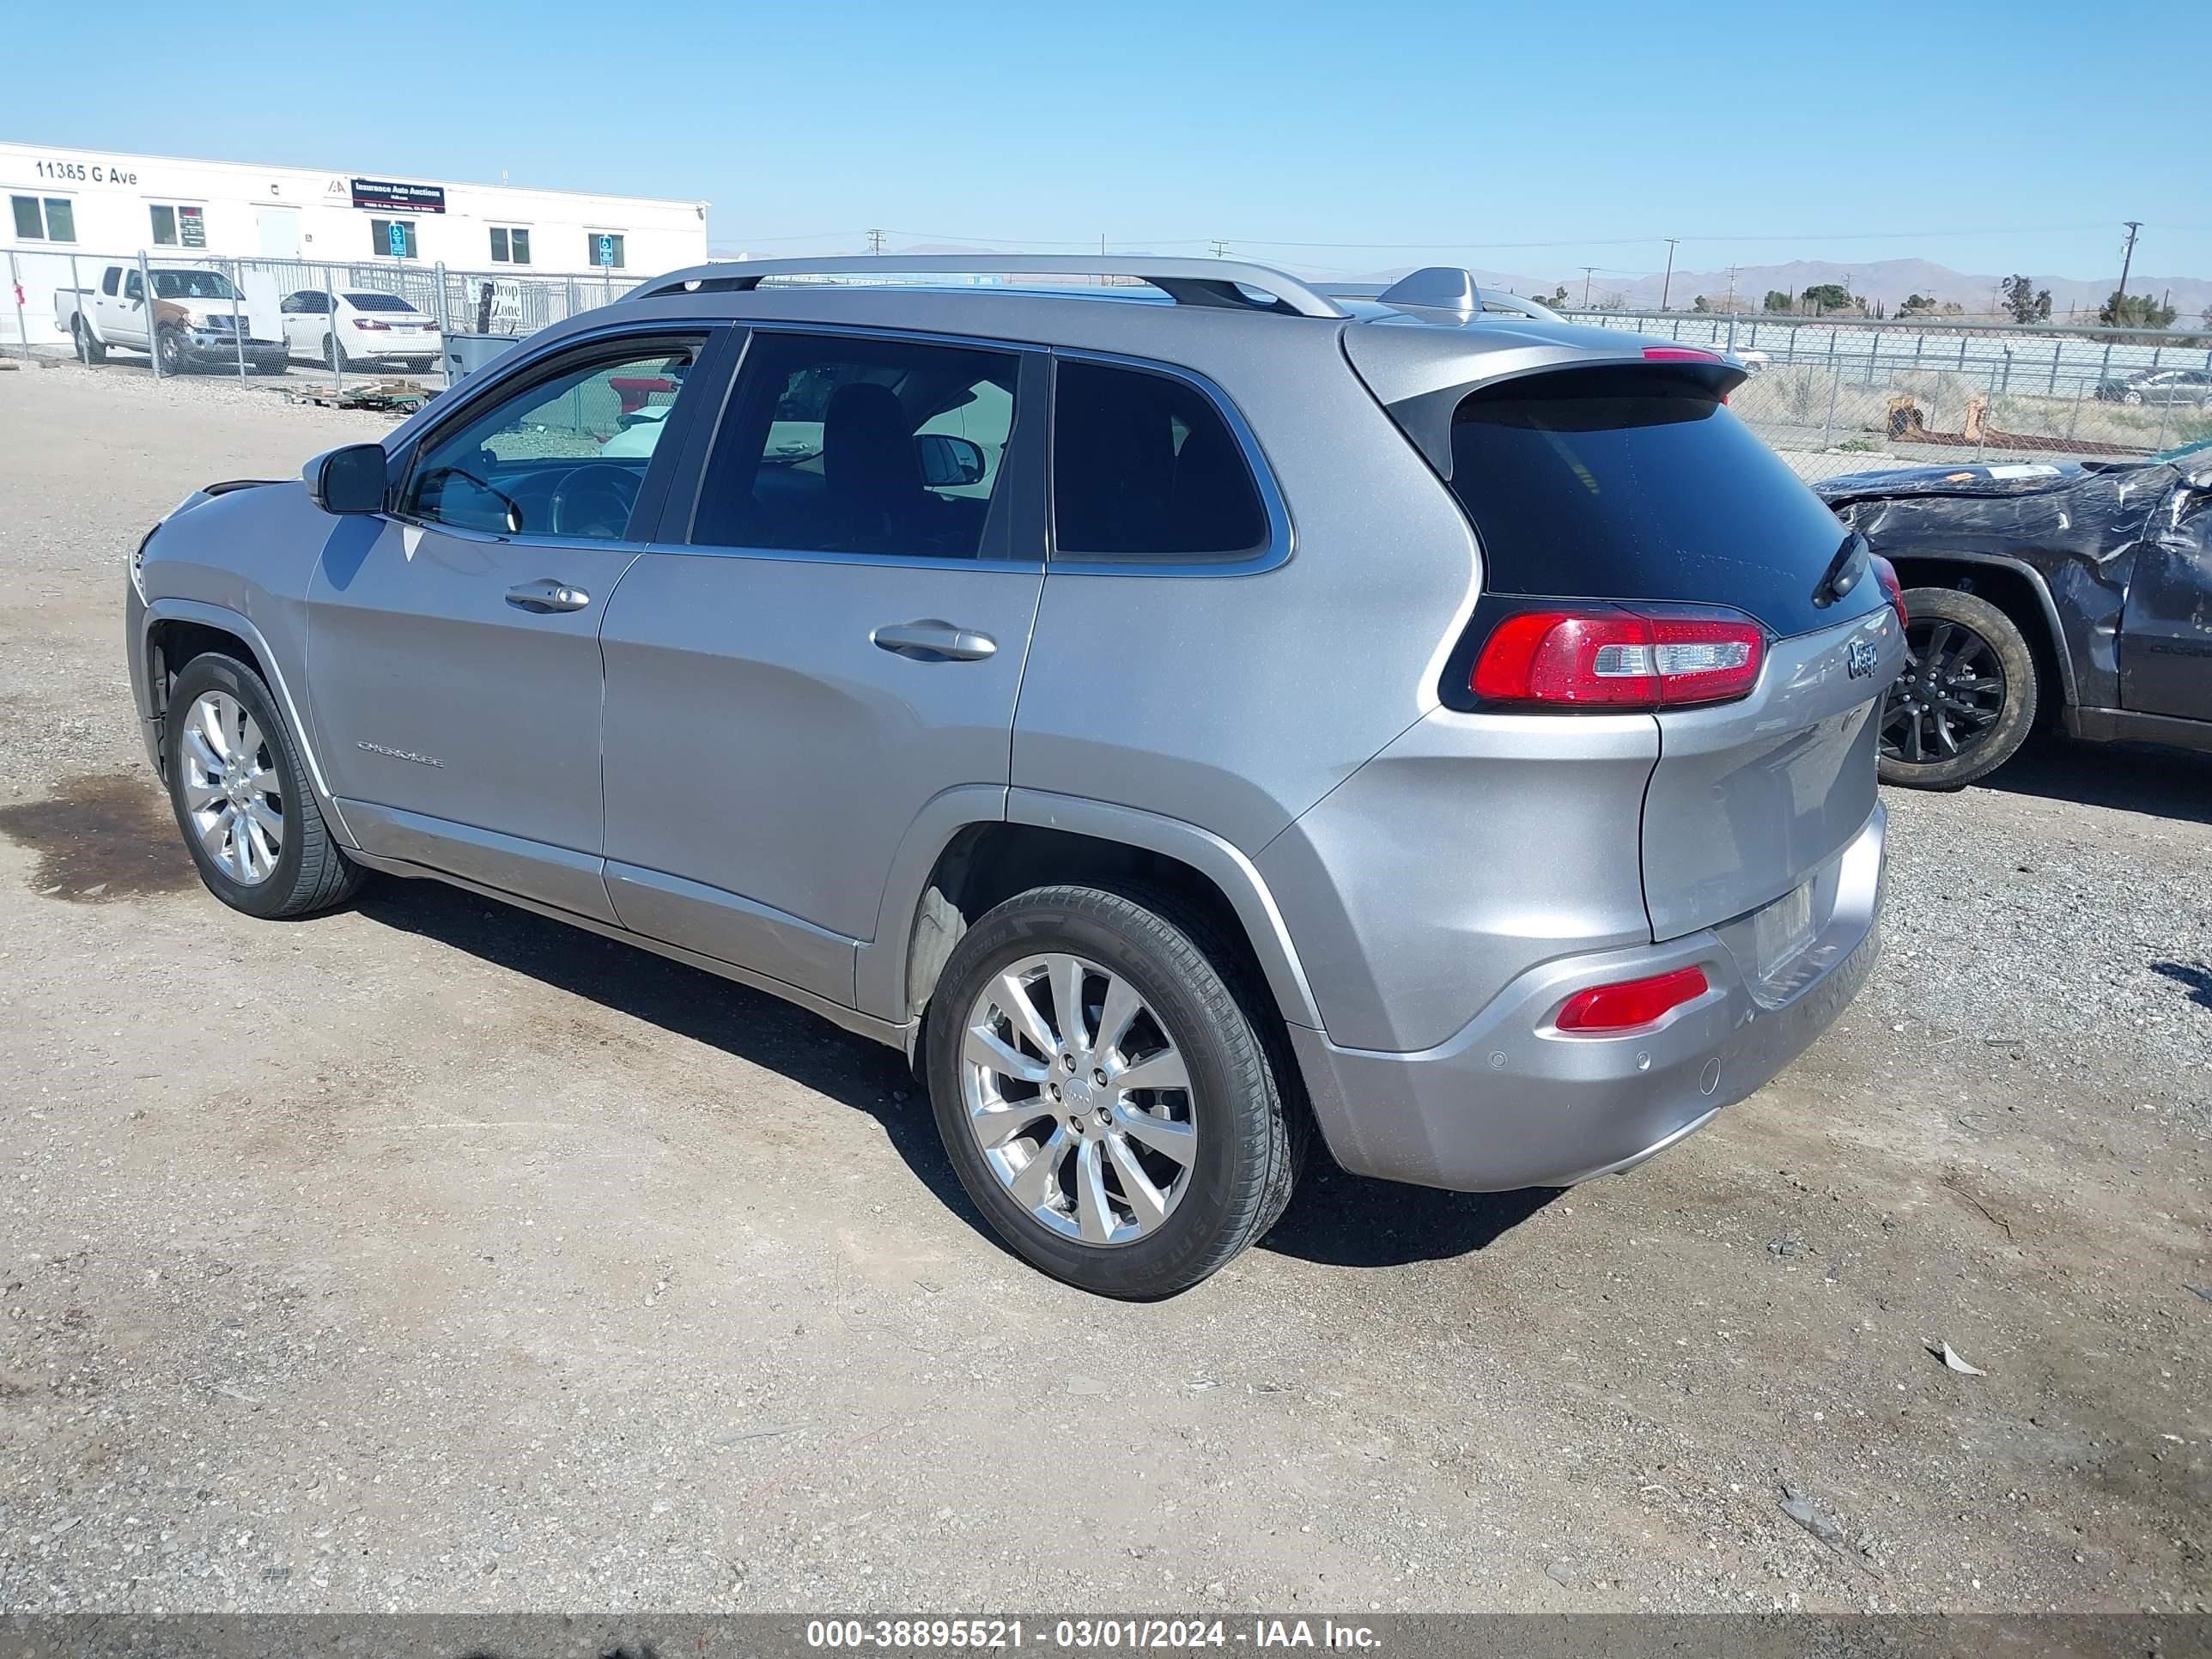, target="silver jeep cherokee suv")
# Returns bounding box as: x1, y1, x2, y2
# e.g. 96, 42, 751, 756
125, 256, 1902, 1298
